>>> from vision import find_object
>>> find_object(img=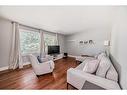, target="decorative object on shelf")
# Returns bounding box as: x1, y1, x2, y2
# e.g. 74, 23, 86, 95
84, 41, 88, 44
79, 41, 84, 44
89, 40, 94, 44
79, 40, 94, 44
